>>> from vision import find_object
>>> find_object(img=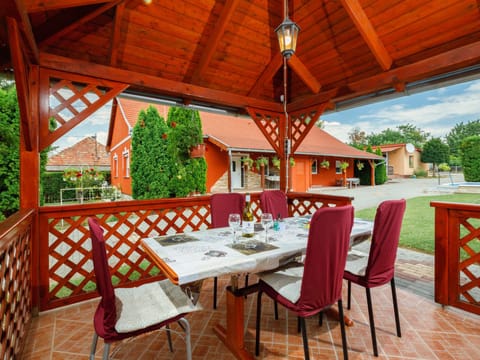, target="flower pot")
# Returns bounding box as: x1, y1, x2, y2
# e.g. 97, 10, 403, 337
190, 144, 205, 158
